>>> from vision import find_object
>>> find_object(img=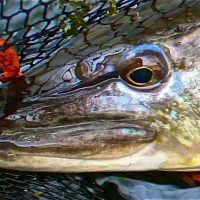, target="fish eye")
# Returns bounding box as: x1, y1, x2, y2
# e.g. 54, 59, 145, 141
119, 44, 170, 90
128, 67, 153, 85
